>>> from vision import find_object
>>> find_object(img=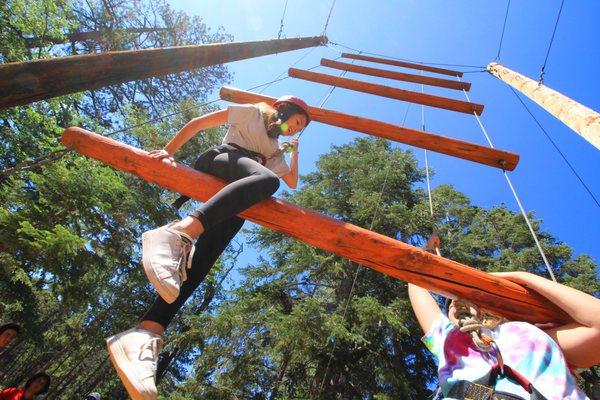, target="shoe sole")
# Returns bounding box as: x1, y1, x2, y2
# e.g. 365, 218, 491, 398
142, 230, 178, 304
106, 336, 156, 400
